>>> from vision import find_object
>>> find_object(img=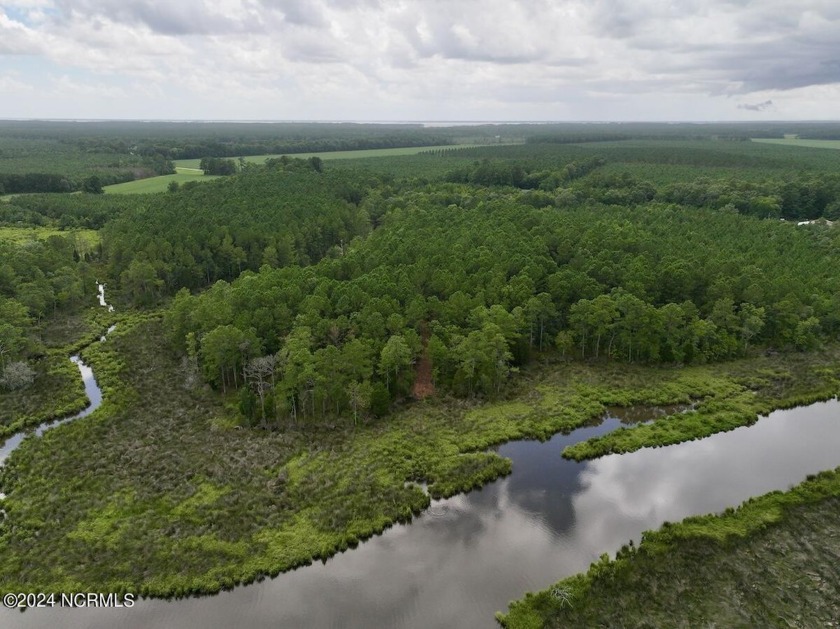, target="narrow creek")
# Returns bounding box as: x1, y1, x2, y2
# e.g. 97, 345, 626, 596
0, 284, 113, 469
3, 393, 839, 629
0, 358, 101, 468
